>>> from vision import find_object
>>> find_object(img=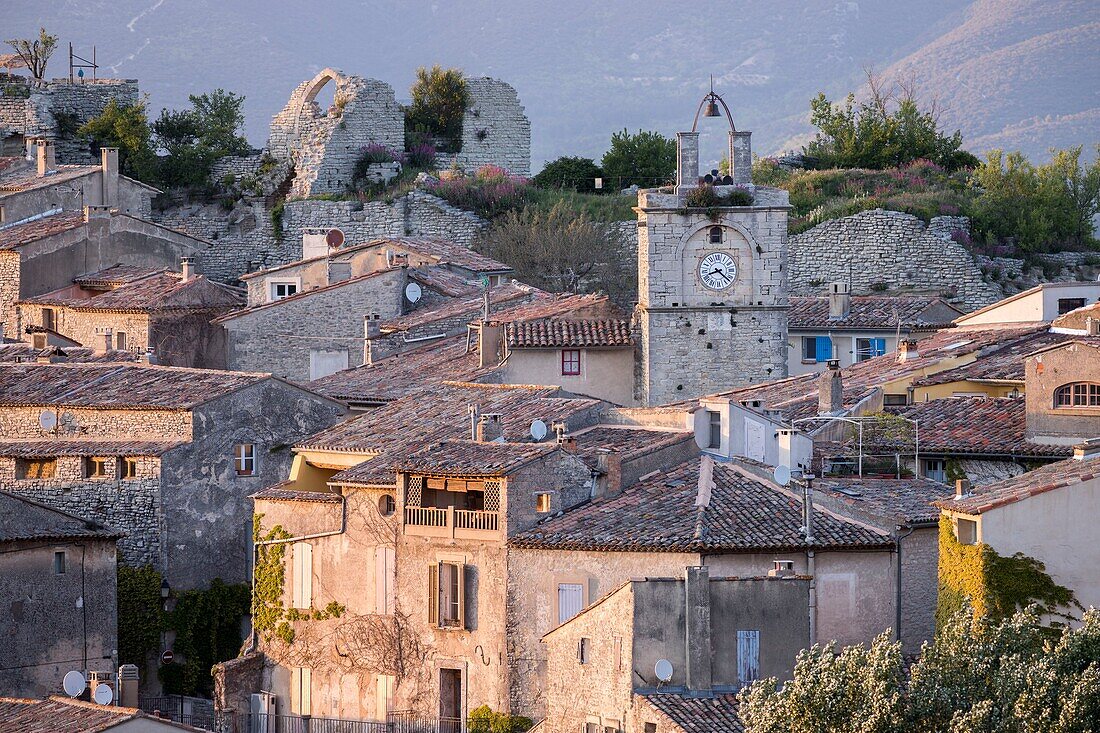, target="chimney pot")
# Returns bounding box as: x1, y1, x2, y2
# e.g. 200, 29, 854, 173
35, 138, 56, 177
897, 338, 919, 363
180, 257, 196, 282
955, 479, 971, 499
100, 148, 120, 209
476, 413, 504, 443
817, 362, 843, 414
828, 282, 851, 319
478, 322, 503, 368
